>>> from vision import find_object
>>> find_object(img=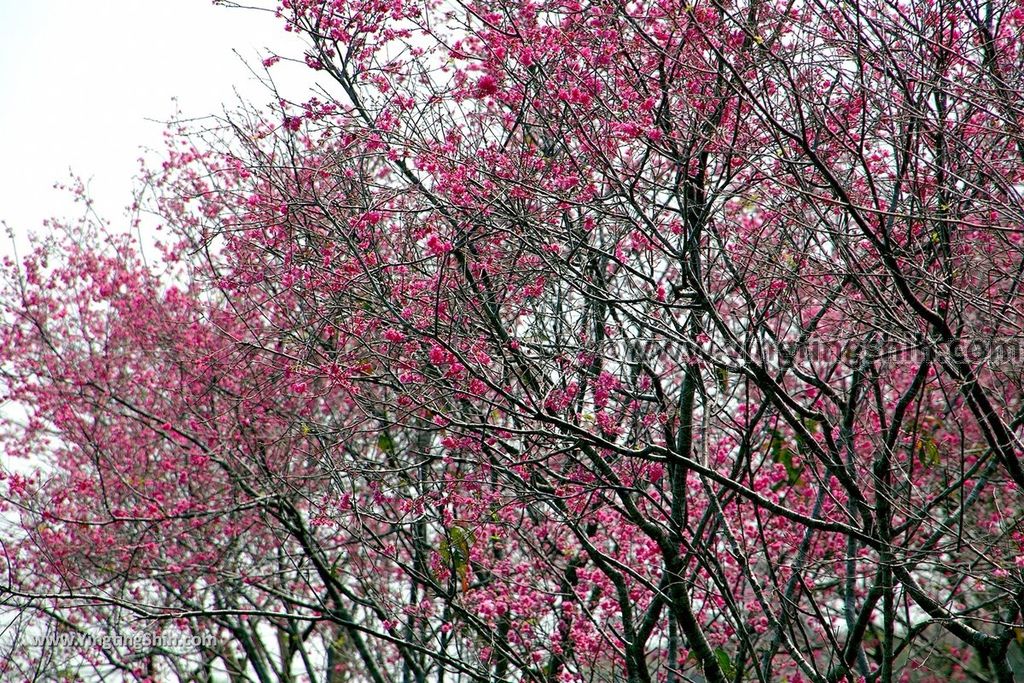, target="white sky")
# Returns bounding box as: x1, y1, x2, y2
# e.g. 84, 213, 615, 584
0, 0, 309, 249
